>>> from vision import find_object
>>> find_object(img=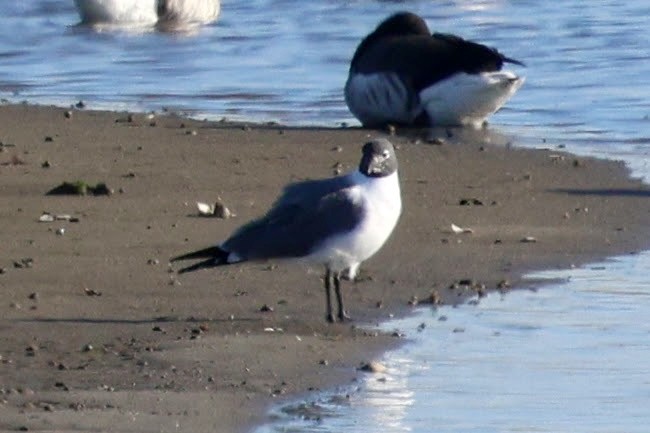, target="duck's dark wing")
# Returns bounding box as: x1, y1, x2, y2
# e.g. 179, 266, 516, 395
351, 33, 524, 93
431, 32, 525, 70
